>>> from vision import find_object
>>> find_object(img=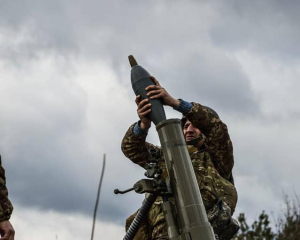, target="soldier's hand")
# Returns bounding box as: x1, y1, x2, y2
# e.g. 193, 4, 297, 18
0, 220, 15, 240
135, 95, 151, 130
146, 77, 180, 108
